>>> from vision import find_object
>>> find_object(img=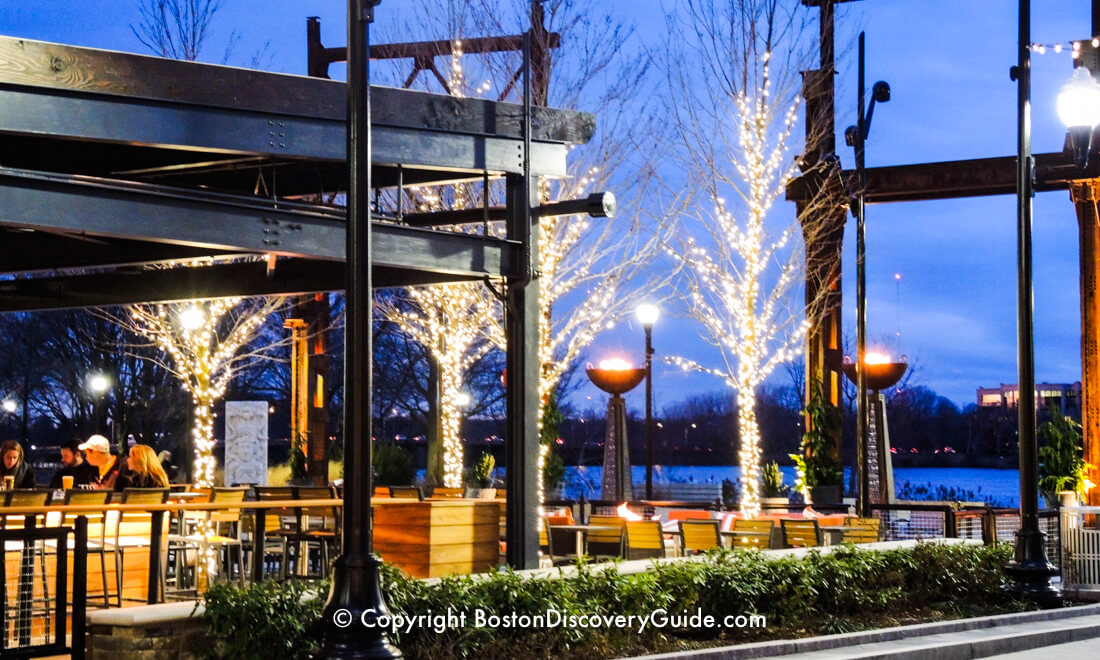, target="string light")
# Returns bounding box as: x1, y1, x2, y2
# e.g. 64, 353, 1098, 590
666, 52, 809, 517
126, 295, 283, 582
1029, 37, 1100, 58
